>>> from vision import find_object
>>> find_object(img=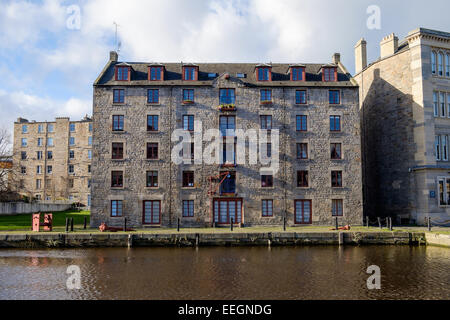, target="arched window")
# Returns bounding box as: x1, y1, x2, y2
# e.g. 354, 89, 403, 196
438, 52, 444, 76
446, 53, 450, 77
431, 51, 437, 74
